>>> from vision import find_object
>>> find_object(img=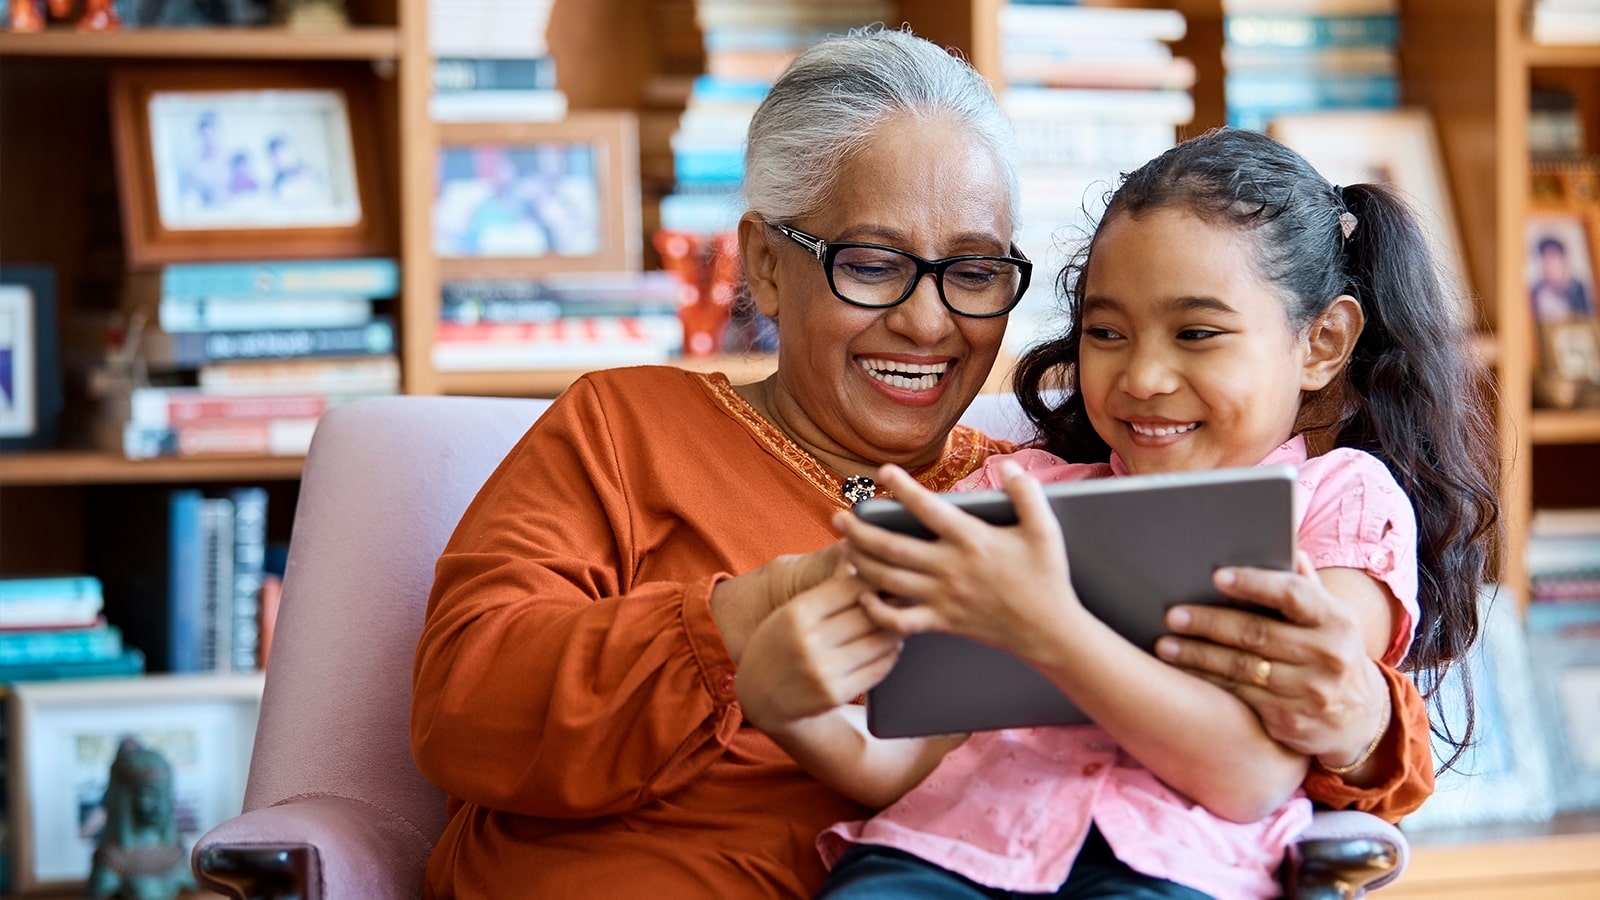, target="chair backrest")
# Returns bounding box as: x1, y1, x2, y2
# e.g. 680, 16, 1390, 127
241, 395, 551, 842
